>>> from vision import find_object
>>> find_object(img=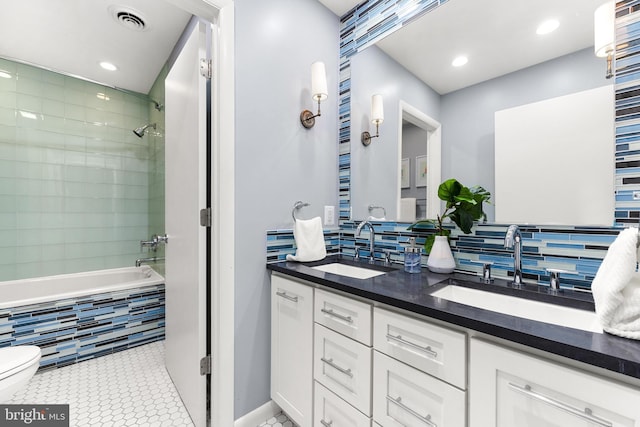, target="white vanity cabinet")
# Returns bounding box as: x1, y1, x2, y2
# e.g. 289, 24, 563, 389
271, 275, 314, 427
470, 338, 640, 426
